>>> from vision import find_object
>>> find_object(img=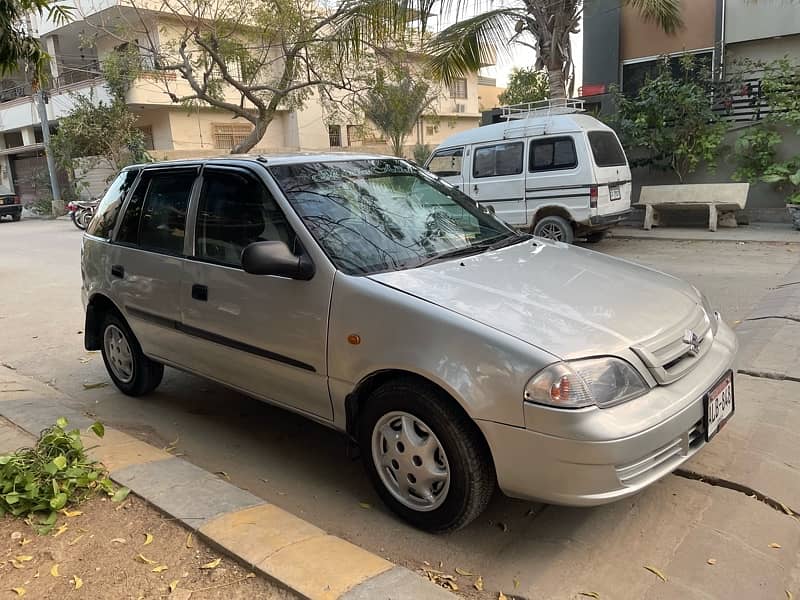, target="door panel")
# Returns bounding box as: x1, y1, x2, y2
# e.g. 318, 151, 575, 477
469, 141, 526, 226
180, 167, 333, 420
525, 135, 592, 223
